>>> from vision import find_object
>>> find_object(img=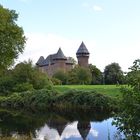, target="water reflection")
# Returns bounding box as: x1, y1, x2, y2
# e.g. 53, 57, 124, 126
0, 109, 124, 140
